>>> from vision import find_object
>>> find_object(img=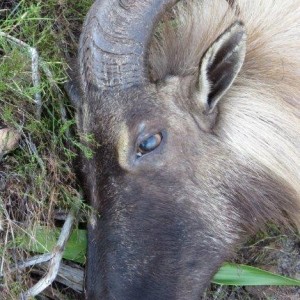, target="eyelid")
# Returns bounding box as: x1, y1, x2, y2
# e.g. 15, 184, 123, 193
137, 133, 163, 157
136, 131, 165, 159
